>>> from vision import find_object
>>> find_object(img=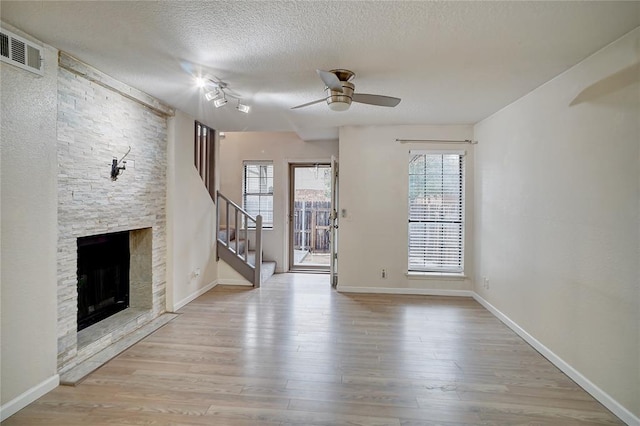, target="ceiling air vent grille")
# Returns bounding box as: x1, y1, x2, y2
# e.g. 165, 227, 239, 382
0, 27, 44, 75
